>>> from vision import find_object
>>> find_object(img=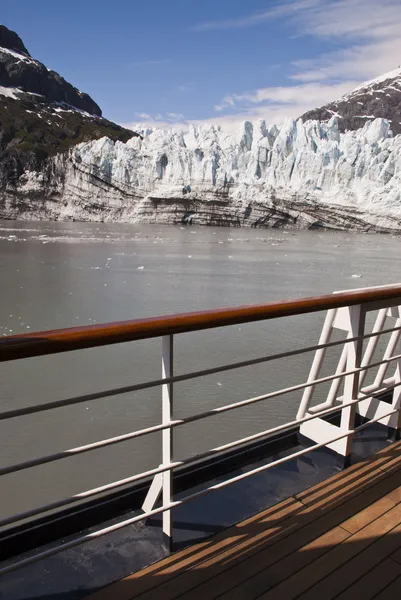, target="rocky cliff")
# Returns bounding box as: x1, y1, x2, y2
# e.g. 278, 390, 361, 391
0, 25, 136, 187
301, 68, 401, 135
0, 24, 102, 115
